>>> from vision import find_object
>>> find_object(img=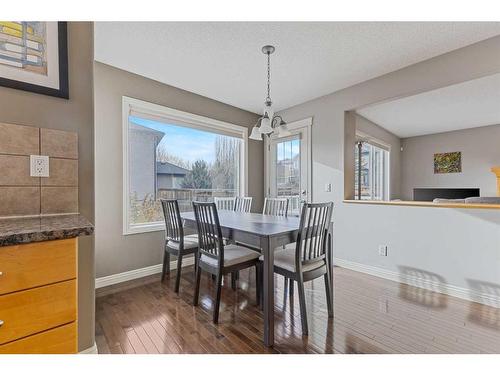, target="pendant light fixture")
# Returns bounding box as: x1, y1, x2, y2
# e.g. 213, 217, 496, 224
249, 45, 290, 141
